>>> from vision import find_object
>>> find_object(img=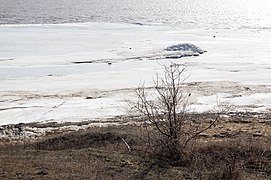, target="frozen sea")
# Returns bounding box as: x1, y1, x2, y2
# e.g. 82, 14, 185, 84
0, 0, 271, 126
